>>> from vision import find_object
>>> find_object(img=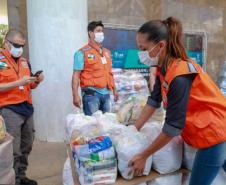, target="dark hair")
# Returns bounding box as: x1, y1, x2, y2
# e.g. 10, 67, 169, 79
87, 21, 104, 32
5, 29, 25, 40
138, 17, 189, 68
